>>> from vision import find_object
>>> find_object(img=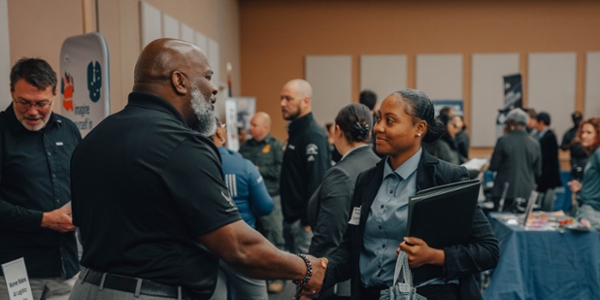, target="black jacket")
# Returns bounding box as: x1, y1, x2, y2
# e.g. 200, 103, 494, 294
280, 113, 331, 225
308, 145, 380, 257
323, 150, 499, 300
537, 130, 562, 193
